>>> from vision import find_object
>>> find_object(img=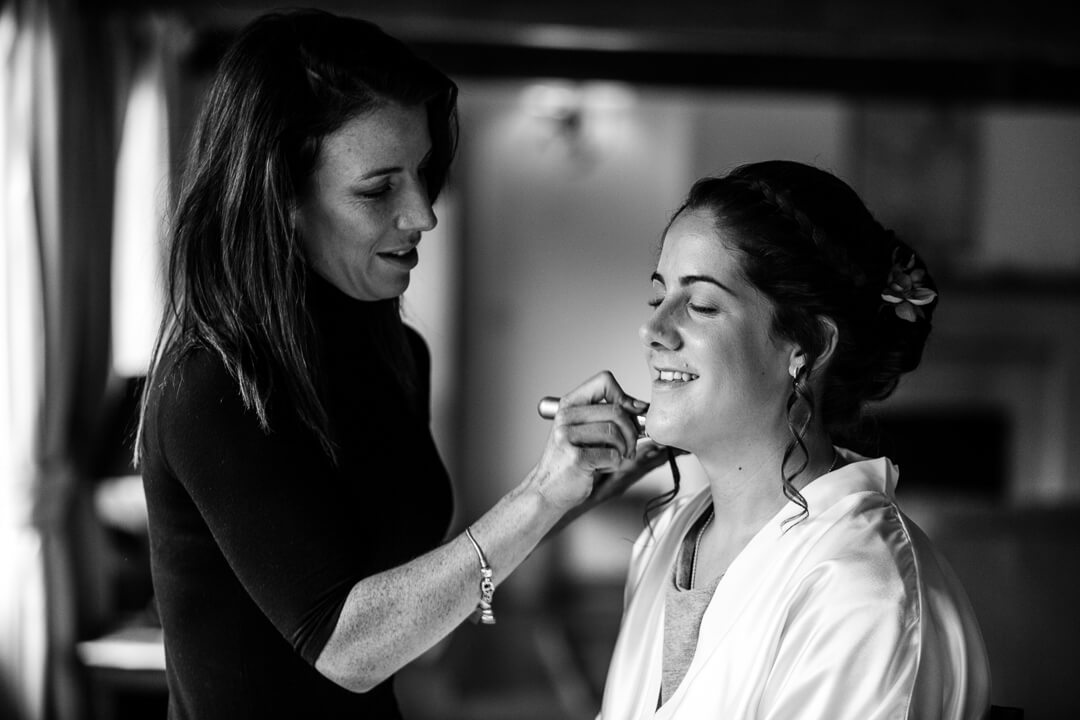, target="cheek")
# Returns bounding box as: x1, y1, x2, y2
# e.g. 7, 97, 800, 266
716, 335, 786, 399
333, 206, 385, 252
307, 209, 377, 265
747, 351, 792, 409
